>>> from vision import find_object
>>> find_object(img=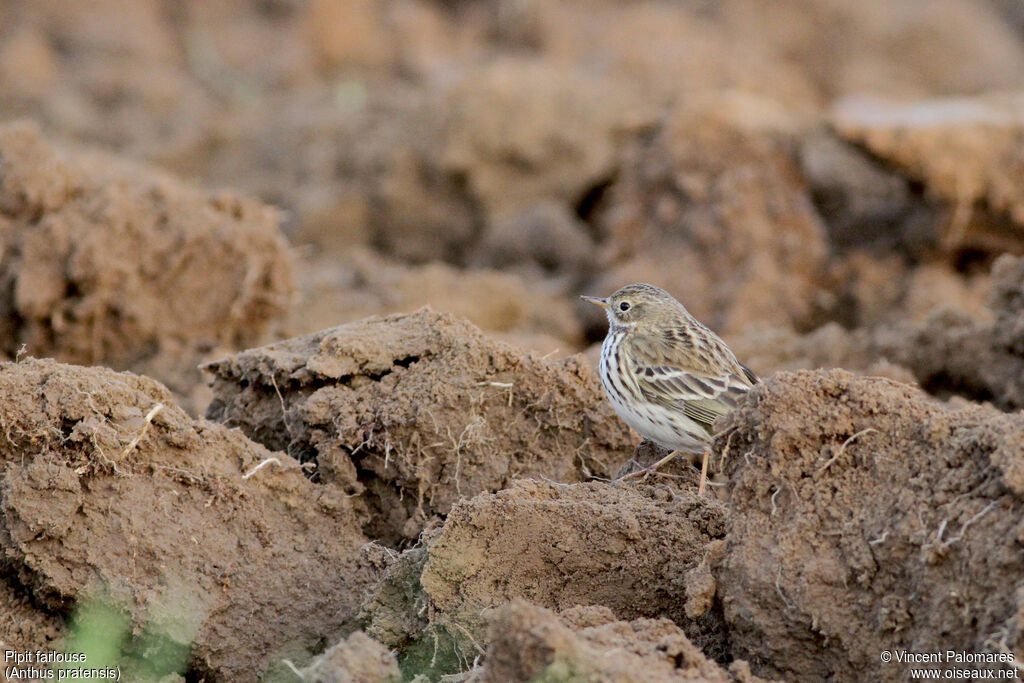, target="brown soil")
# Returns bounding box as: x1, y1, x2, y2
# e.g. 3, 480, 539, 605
204, 308, 634, 544
287, 246, 582, 355
354, 478, 730, 678
833, 94, 1024, 256
3, 1, 1024, 681
714, 369, 1024, 681
586, 96, 830, 337
0, 581, 62, 659
297, 631, 401, 683
0, 359, 379, 681
732, 254, 1024, 409
419, 480, 729, 661
467, 600, 771, 683
0, 122, 294, 414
